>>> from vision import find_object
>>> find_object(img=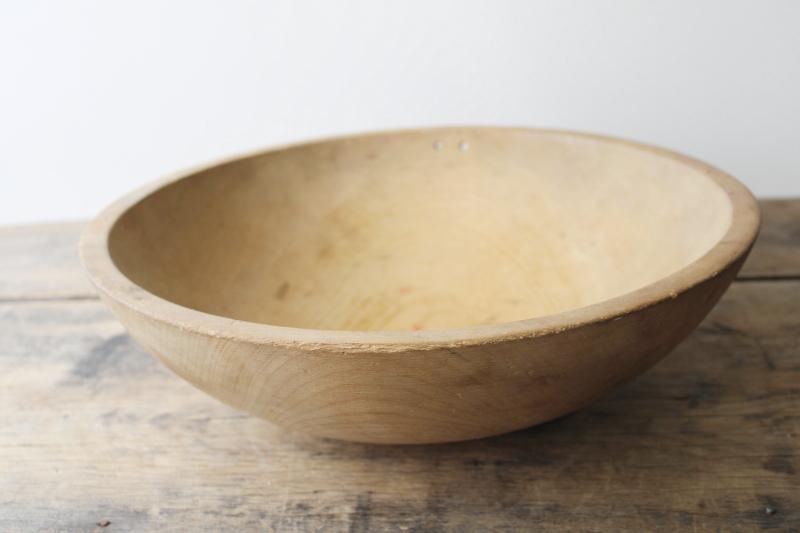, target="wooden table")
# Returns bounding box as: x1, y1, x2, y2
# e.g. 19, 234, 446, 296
1, 200, 798, 532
